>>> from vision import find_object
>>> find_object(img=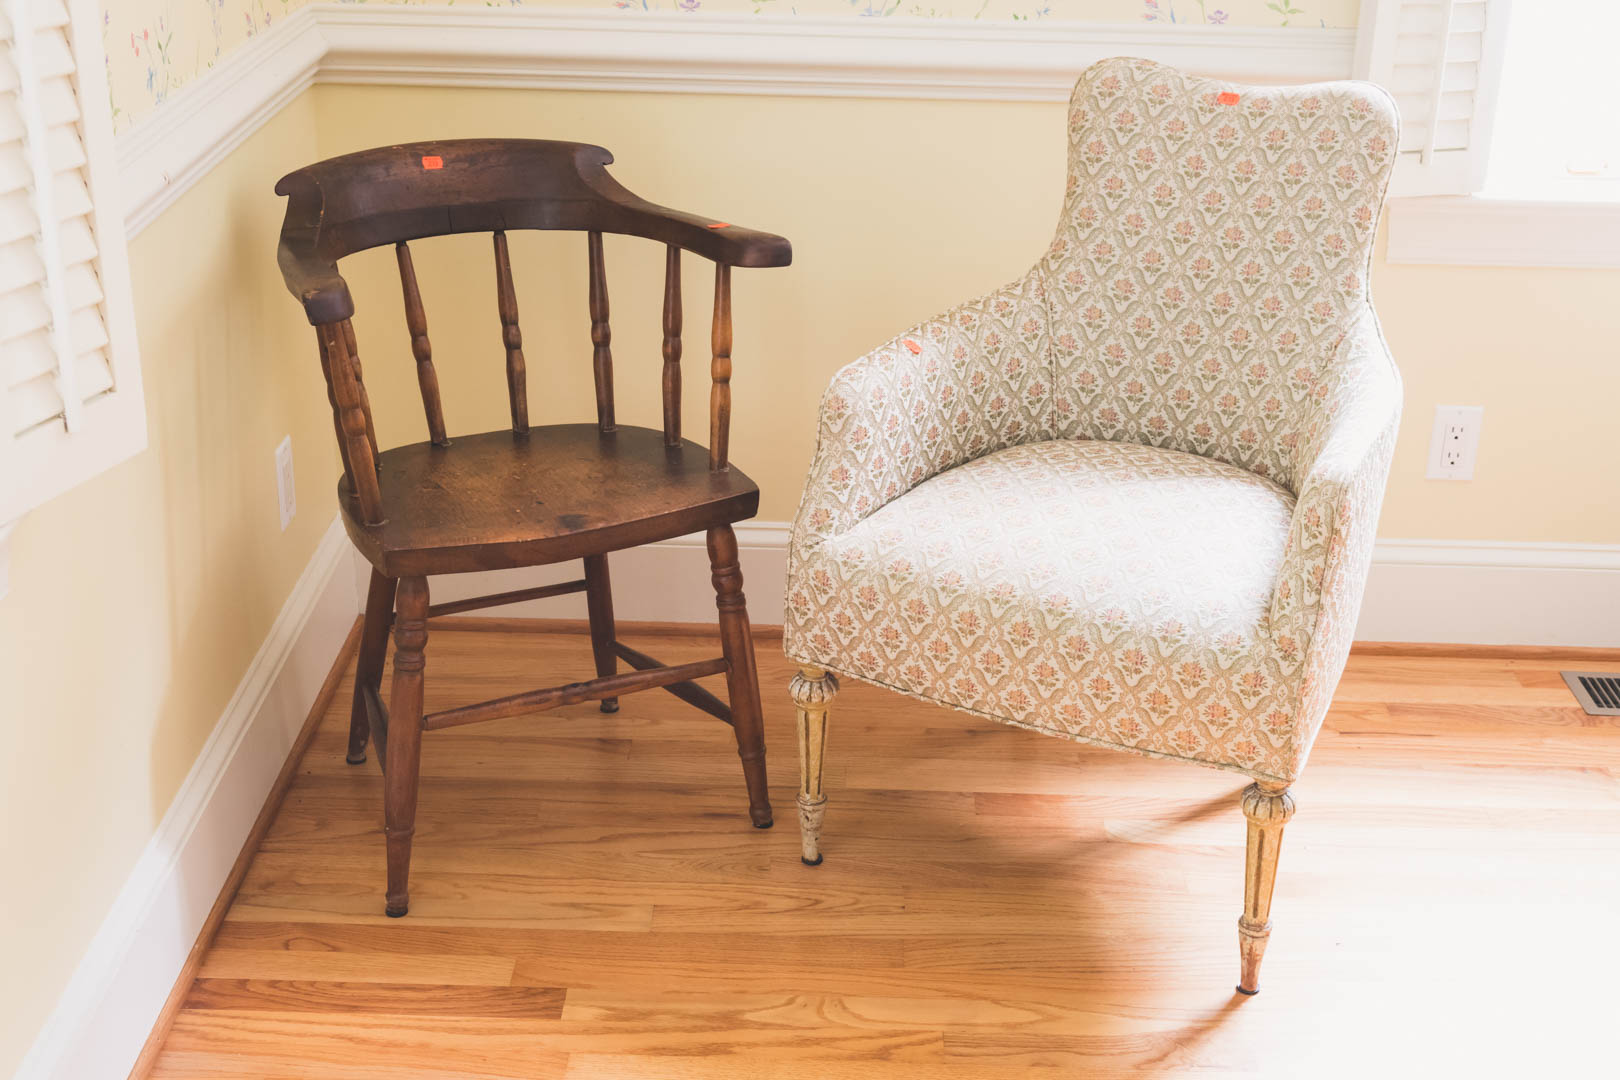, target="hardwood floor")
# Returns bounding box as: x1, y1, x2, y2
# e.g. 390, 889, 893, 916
146, 624, 1620, 1078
